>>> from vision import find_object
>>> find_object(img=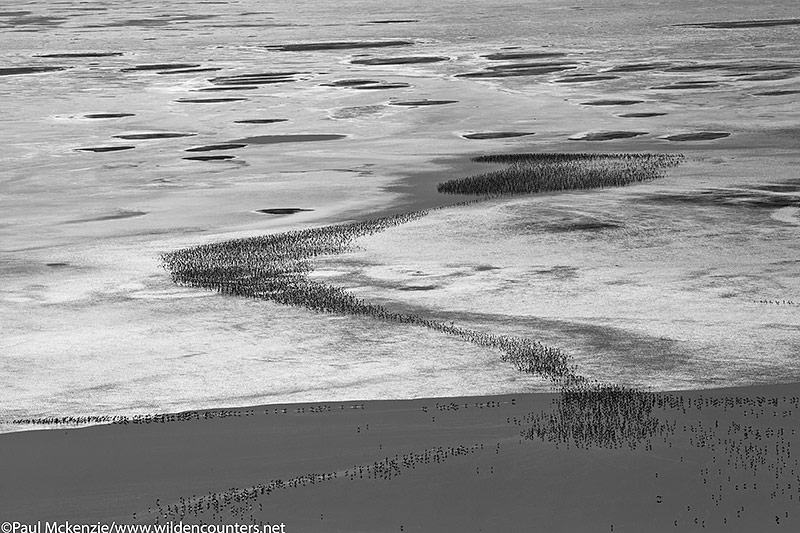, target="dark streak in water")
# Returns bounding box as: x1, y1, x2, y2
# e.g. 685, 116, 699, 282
617, 112, 668, 118
580, 99, 644, 106
748, 180, 800, 193
0, 66, 66, 76
213, 78, 294, 86
554, 75, 619, 83
175, 97, 248, 103
195, 86, 259, 91
157, 67, 222, 75
65, 211, 147, 224
84, 113, 136, 119
662, 132, 731, 141
549, 221, 622, 232
234, 119, 289, 124
675, 19, 800, 29
650, 81, 719, 90
113, 133, 196, 140
183, 155, 236, 161
256, 208, 314, 215
185, 144, 247, 152
735, 72, 797, 82
196, 23, 298, 29
390, 100, 458, 106
352, 82, 411, 90
754, 89, 800, 96
605, 62, 670, 72
208, 73, 300, 86
321, 79, 381, 87
35, 52, 122, 58
122, 63, 201, 72
666, 64, 730, 72
729, 62, 800, 73
569, 131, 648, 141
462, 132, 536, 140
75, 146, 135, 152
86, 15, 218, 28
6, 14, 67, 26
457, 66, 576, 78
267, 40, 413, 52
482, 52, 567, 60
351, 56, 449, 66
365, 19, 419, 24
486, 61, 577, 71
228, 134, 346, 144
210, 72, 300, 81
